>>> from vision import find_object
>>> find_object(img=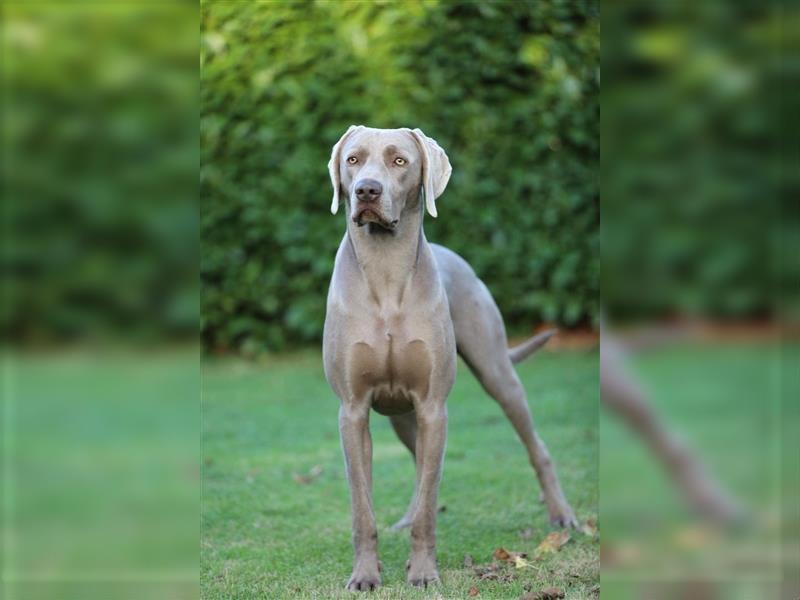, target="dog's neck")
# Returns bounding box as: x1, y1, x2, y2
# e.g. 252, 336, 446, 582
345, 202, 425, 309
